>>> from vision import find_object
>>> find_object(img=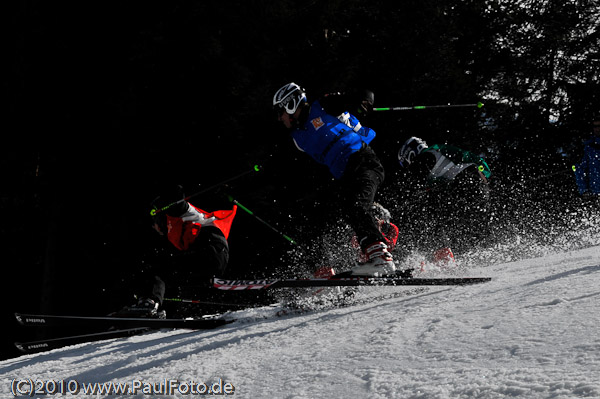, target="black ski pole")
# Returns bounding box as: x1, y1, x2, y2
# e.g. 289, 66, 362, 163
228, 195, 298, 245
163, 297, 249, 308
373, 102, 484, 112
150, 165, 261, 216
